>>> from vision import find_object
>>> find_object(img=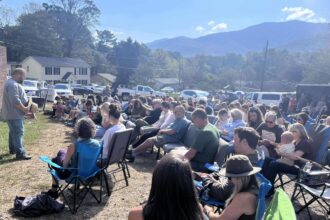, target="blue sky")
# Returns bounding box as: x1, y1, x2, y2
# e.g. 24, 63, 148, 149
2, 0, 330, 42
